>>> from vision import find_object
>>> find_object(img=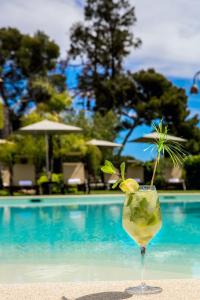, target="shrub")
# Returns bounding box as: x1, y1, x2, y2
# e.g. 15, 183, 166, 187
85, 145, 102, 178
37, 173, 63, 194
0, 190, 9, 196
184, 155, 200, 189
